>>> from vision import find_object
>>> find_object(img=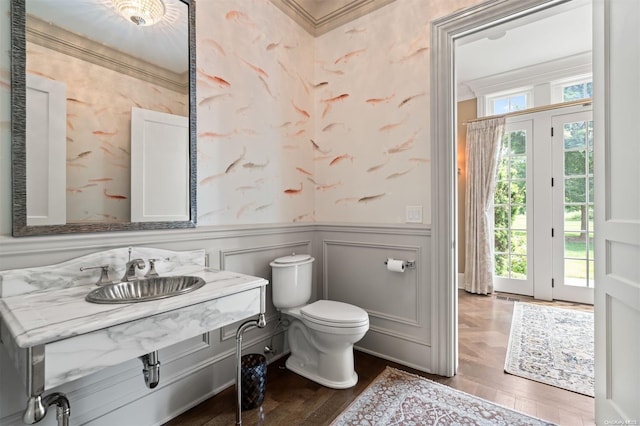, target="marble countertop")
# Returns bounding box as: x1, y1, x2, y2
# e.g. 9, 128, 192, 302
0, 268, 268, 349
